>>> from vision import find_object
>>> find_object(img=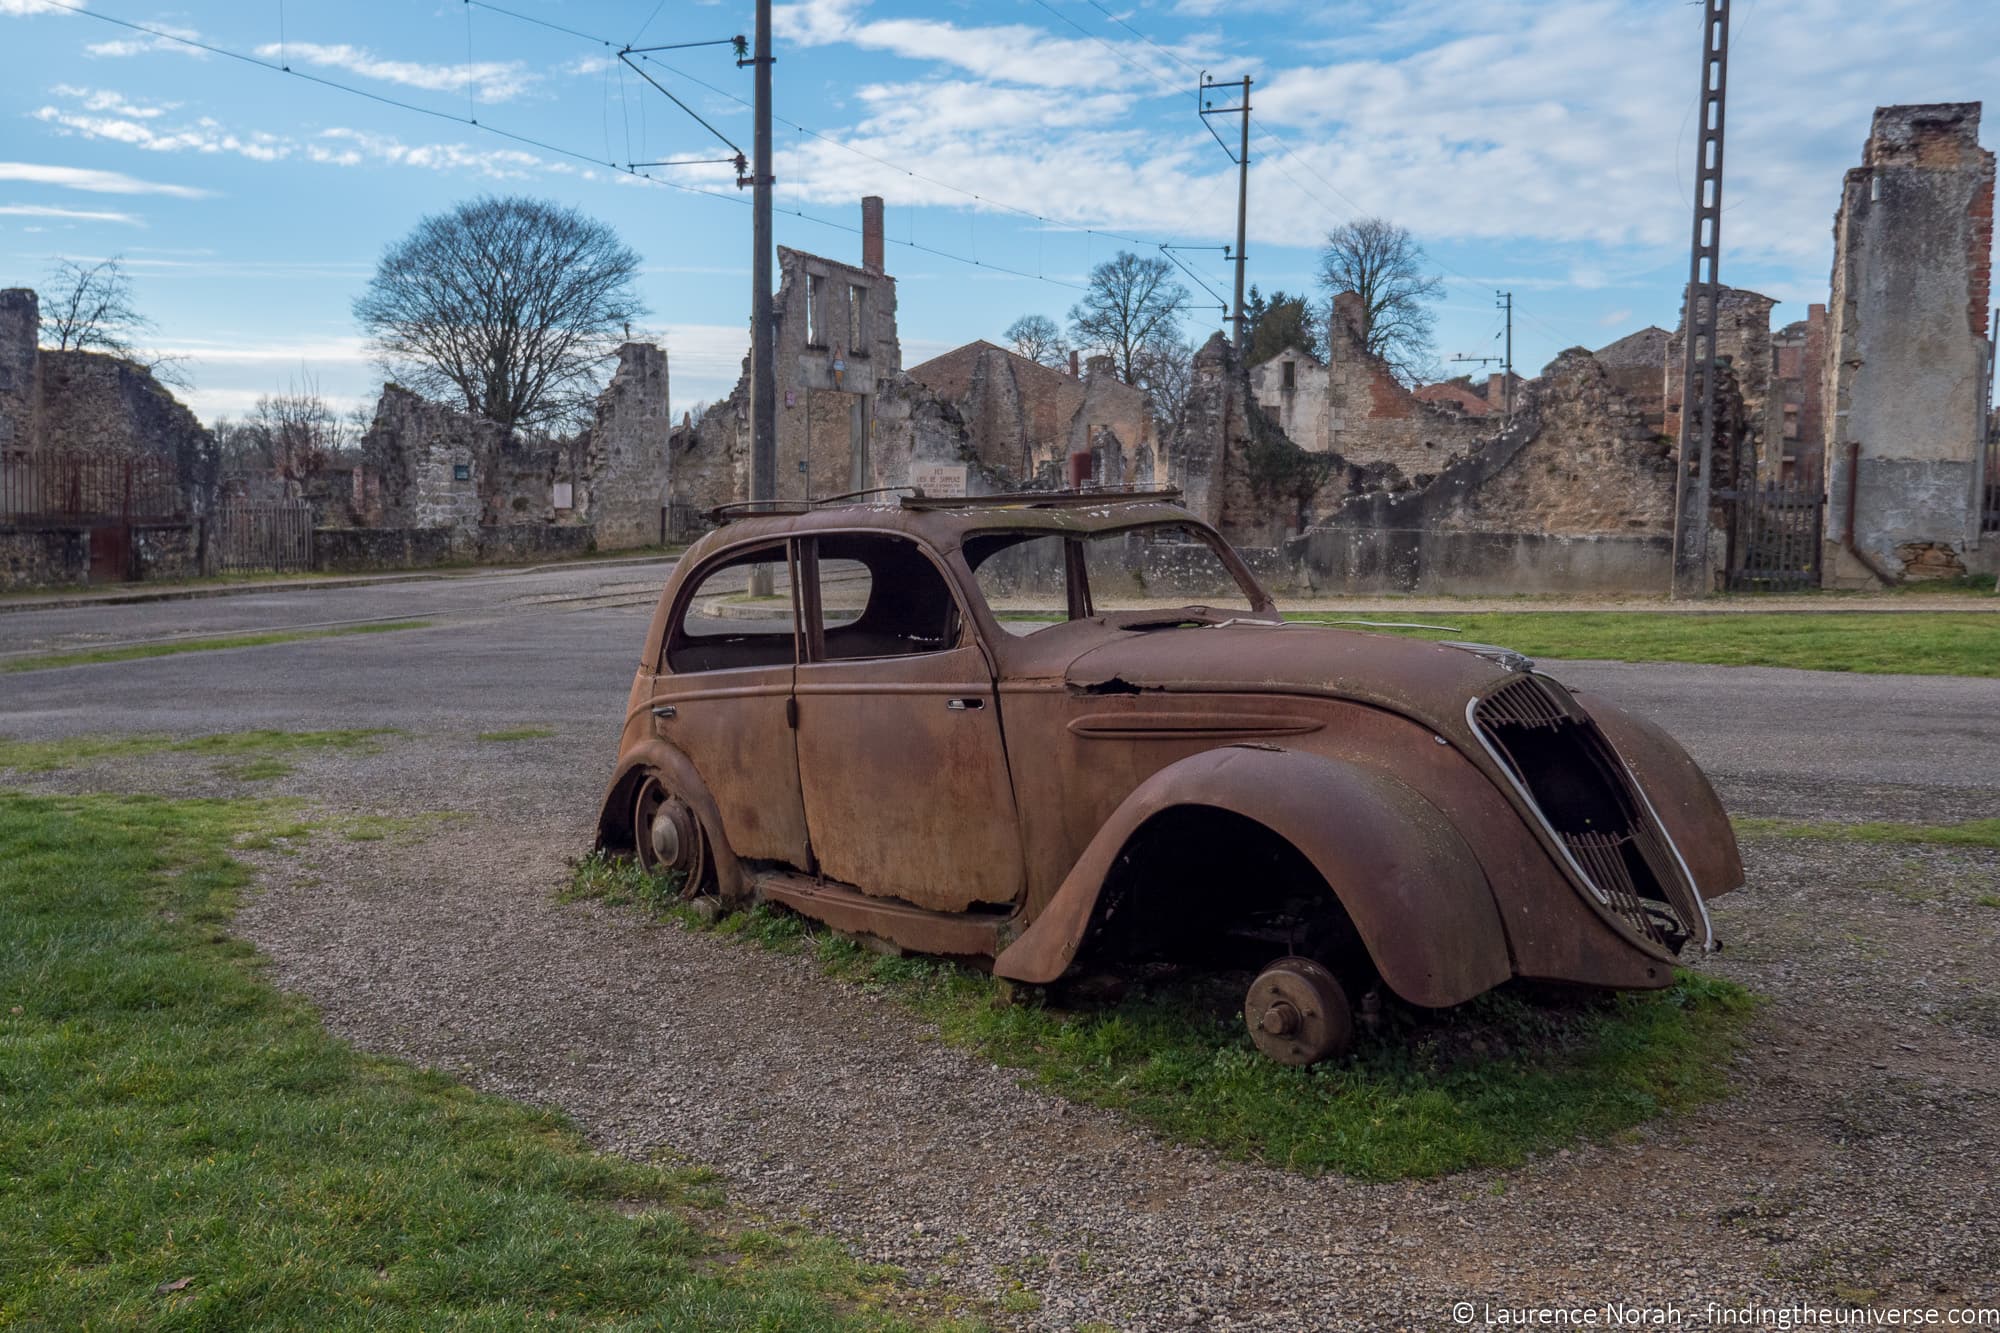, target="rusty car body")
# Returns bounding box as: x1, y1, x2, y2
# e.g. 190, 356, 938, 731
598, 489, 1741, 1064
